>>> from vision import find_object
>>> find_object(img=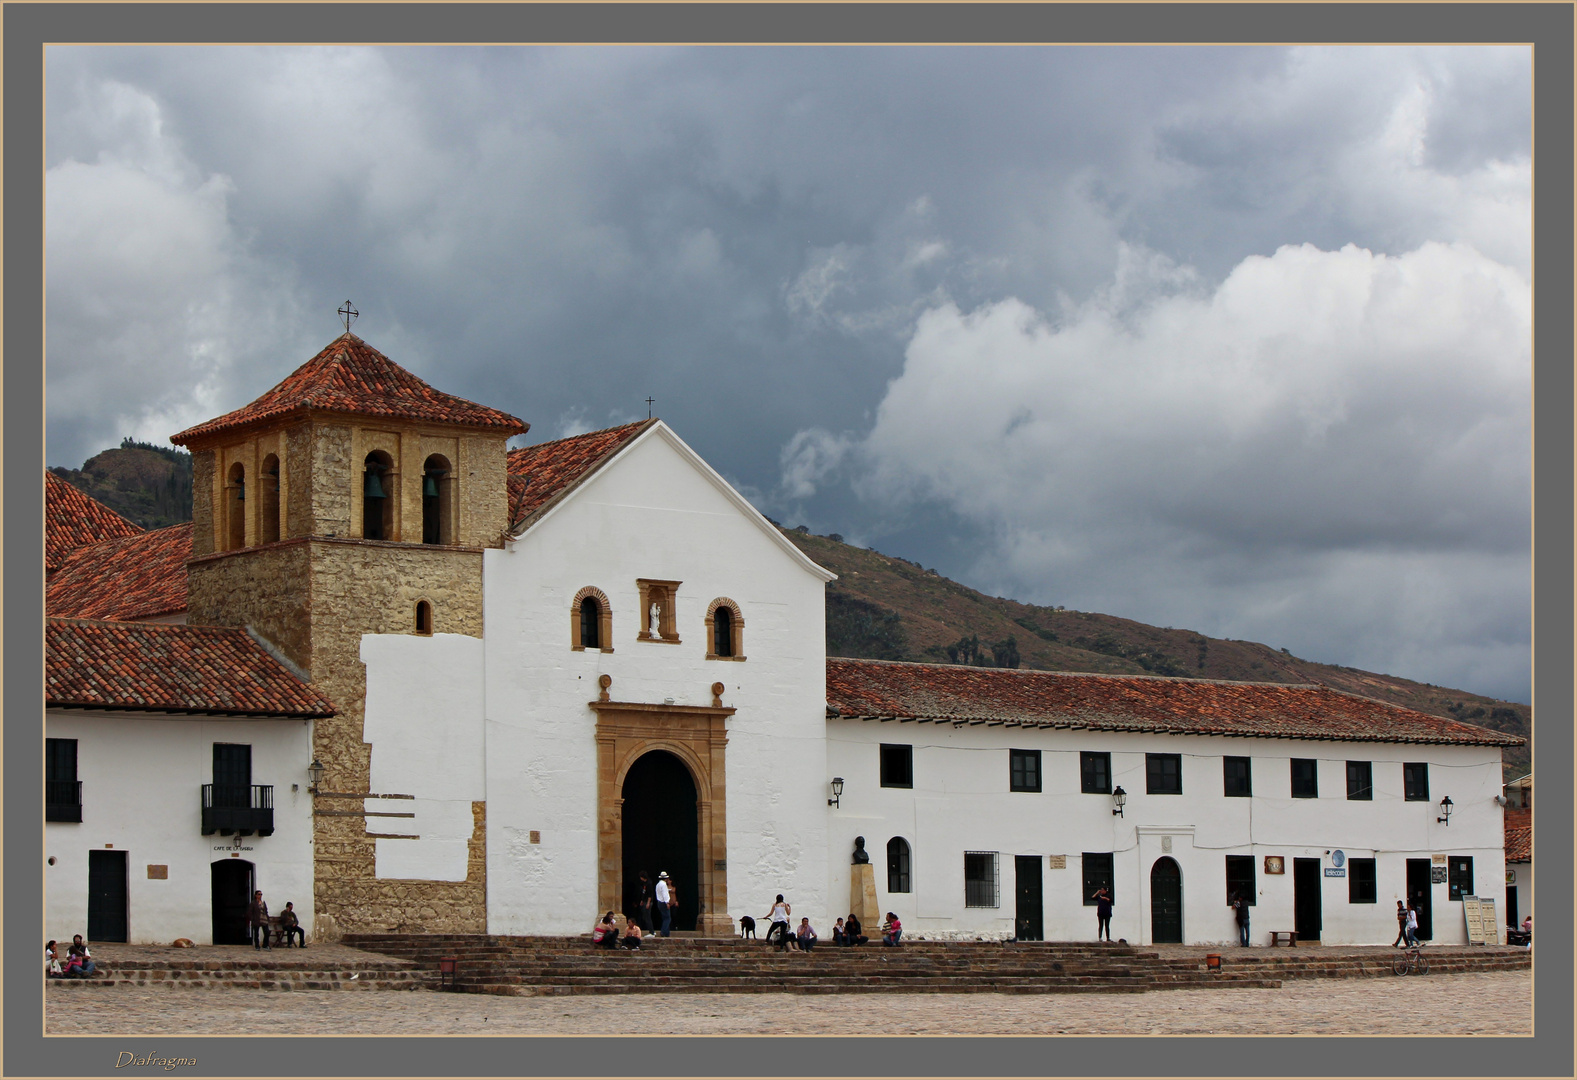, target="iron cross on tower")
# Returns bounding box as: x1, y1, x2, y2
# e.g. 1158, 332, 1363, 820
646, 397, 655, 419
338, 300, 359, 333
